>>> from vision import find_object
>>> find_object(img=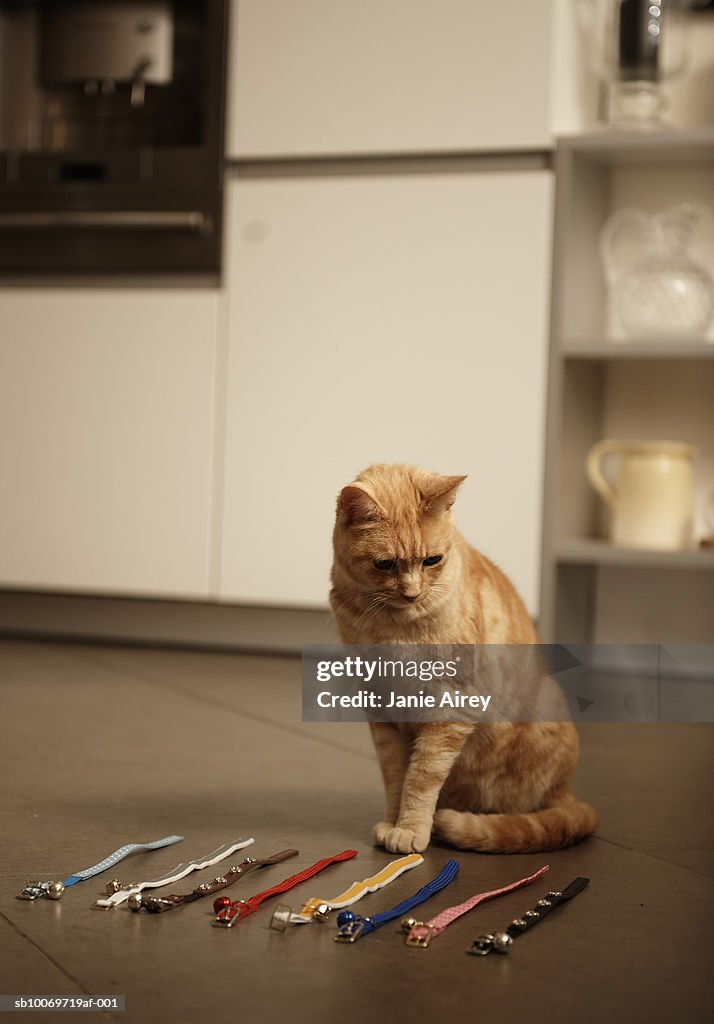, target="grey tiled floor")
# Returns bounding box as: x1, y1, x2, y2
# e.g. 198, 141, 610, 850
0, 641, 712, 1024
